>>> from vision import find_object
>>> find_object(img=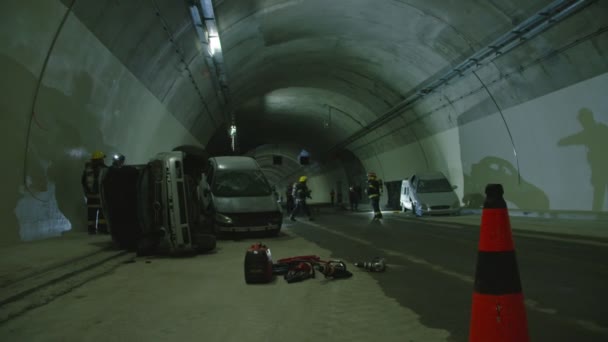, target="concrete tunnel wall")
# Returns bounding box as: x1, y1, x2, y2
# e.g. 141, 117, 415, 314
0, 1, 203, 245
356, 72, 608, 212
1, 0, 607, 246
